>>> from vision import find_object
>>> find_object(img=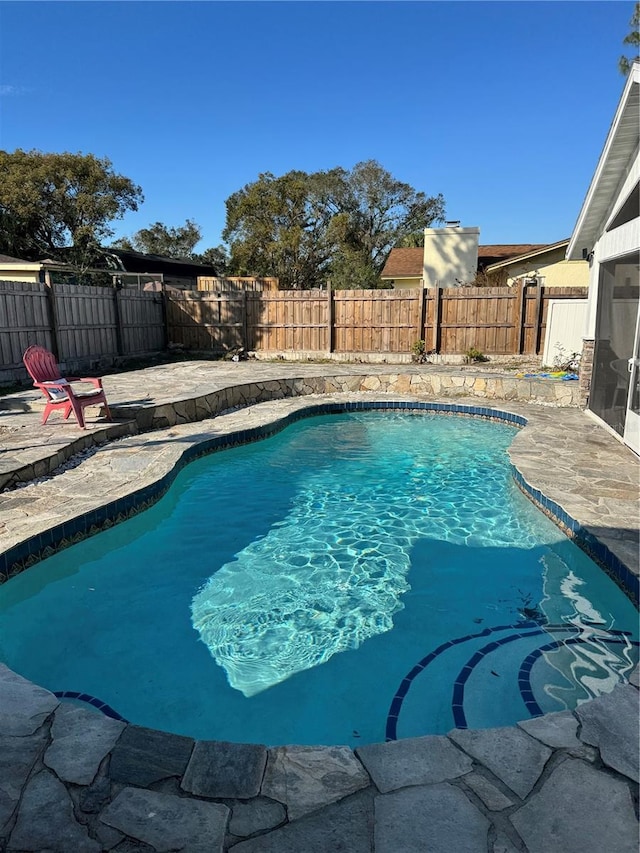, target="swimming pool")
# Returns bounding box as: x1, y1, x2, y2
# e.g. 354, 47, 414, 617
0, 410, 637, 746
